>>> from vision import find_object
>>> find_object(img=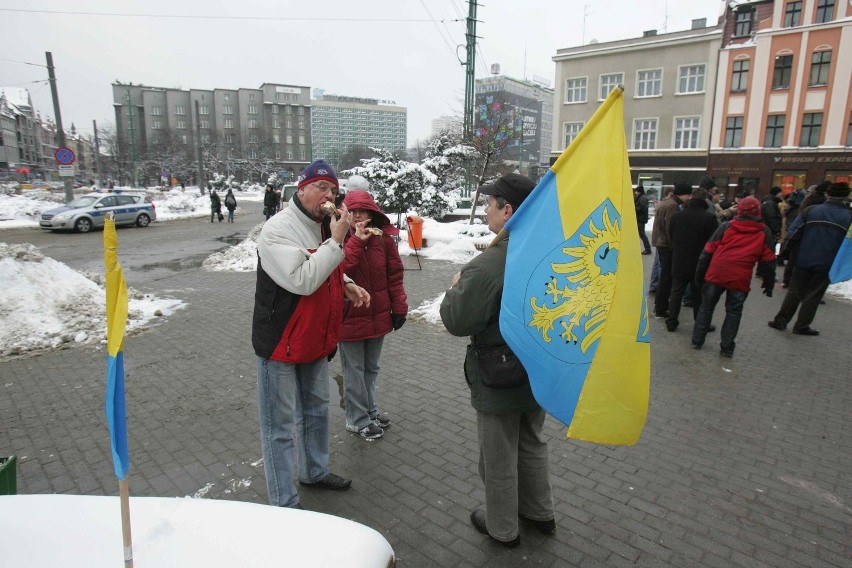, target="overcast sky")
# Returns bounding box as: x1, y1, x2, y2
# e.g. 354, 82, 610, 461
1, 0, 724, 147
